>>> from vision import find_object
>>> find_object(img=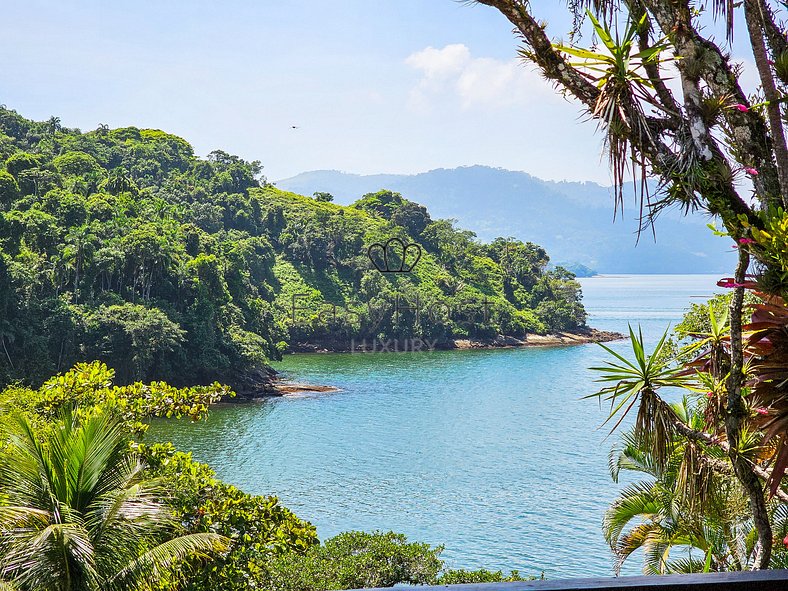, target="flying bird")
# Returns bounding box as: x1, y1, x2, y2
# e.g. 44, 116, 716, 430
291, 125, 300, 129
